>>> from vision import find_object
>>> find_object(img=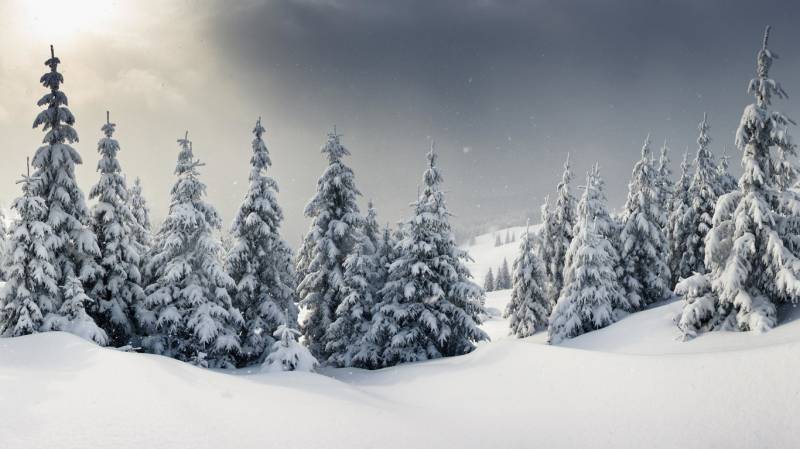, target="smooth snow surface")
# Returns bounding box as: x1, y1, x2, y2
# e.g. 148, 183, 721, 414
1, 228, 799, 449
